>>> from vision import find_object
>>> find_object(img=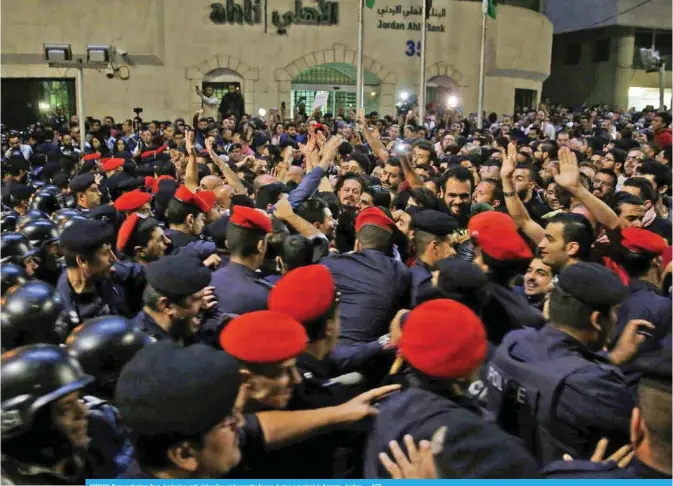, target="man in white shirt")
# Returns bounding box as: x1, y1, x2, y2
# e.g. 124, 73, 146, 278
195, 85, 219, 120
